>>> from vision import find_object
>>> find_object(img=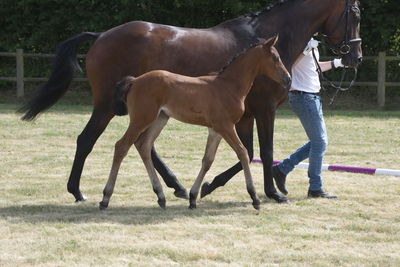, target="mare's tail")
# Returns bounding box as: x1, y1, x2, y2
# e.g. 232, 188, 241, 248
112, 76, 136, 116
18, 32, 102, 121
